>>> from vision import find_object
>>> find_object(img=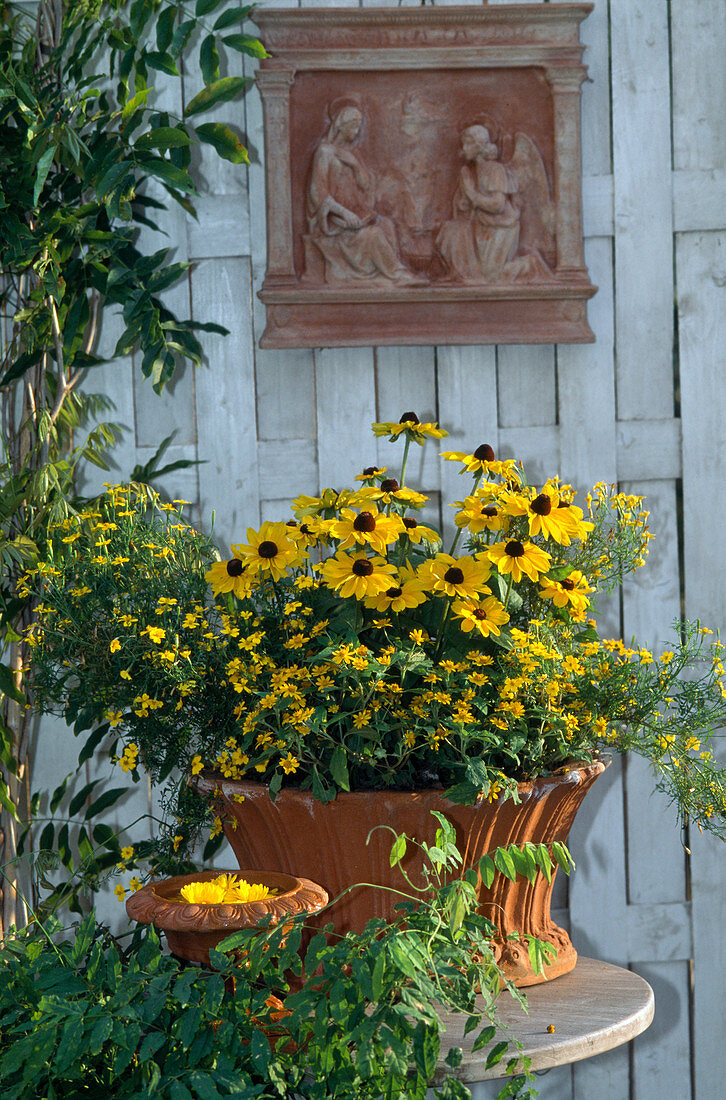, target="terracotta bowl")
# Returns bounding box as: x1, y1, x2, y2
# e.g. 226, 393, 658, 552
126, 869, 328, 966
